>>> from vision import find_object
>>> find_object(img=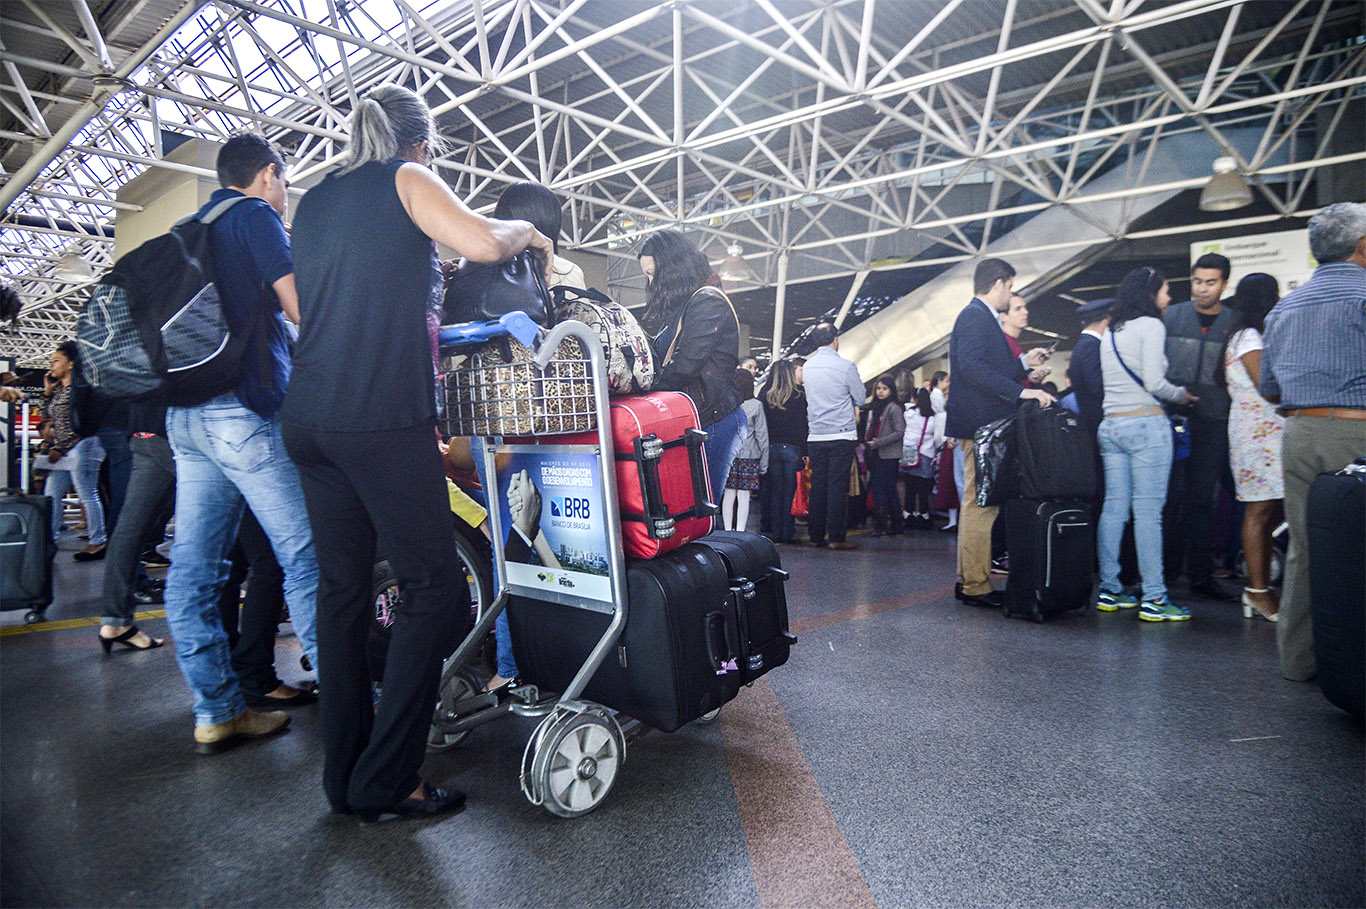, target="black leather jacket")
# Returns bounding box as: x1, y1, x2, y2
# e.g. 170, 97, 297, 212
651, 286, 741, 427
